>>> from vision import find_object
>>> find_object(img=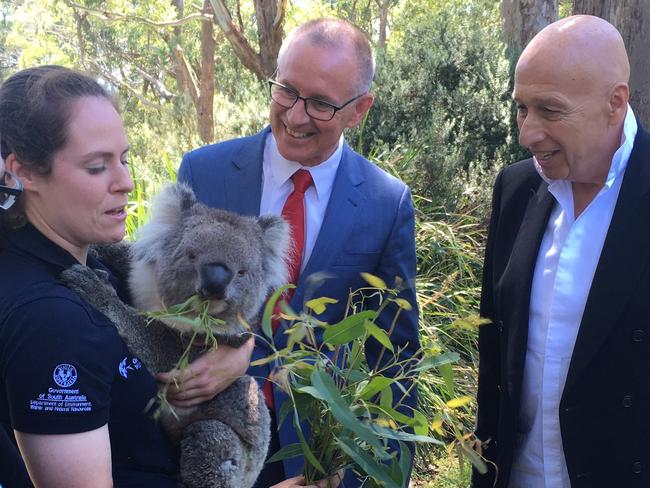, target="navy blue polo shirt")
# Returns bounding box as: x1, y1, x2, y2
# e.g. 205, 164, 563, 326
0, 224, 178, 487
